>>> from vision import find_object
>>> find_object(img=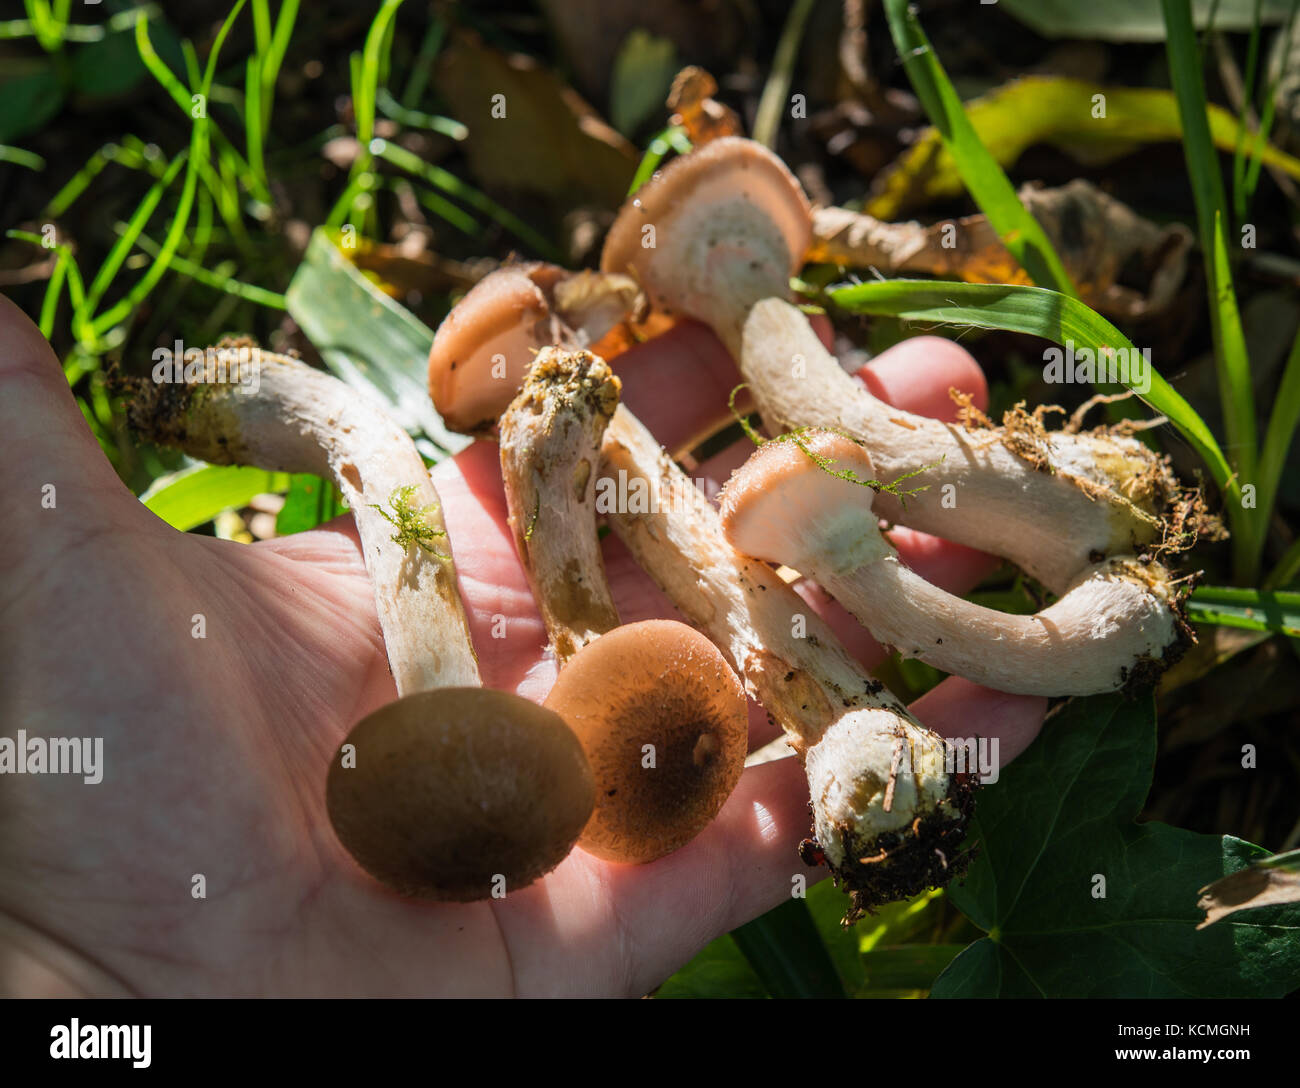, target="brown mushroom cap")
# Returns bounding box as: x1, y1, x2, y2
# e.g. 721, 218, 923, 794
719, 431, 886, 574
326, 687, 596, 900
600, 137, 812, 329
543, 619, 748, 863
